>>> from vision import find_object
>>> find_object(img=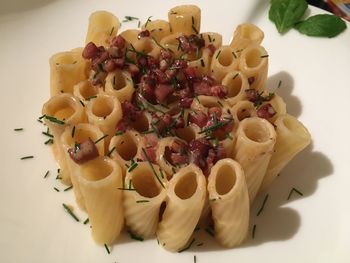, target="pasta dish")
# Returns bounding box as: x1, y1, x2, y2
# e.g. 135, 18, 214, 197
41, 5, 311, 252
